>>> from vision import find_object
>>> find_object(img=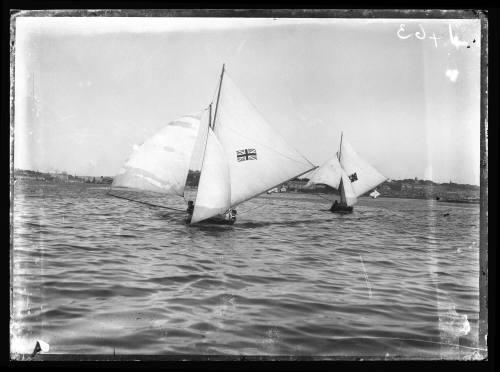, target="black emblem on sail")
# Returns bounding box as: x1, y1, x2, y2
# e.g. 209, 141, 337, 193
236, 149, 257, 162
349, 172, 358, 182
